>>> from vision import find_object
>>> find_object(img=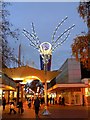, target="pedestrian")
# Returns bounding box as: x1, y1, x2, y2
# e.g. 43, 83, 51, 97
50, 96, 52, 104
55, 97, 57, 104
34, 97, 40, 118
59, 96, 61, 105
18, 99, 23, 114
9, 101, 16, 114
82, 95, 85, 106
2, 97, 6, 111
53, 98, 54, 105
62, 97, 65, 106
28, 97, 31, 108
